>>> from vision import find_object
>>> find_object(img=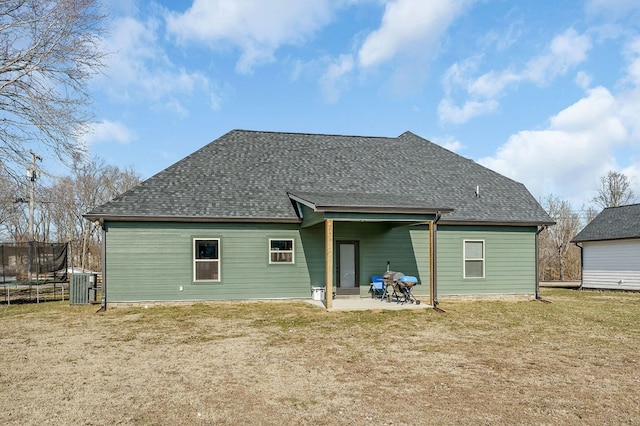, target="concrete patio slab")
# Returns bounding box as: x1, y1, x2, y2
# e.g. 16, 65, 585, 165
304, 296, 432, 311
